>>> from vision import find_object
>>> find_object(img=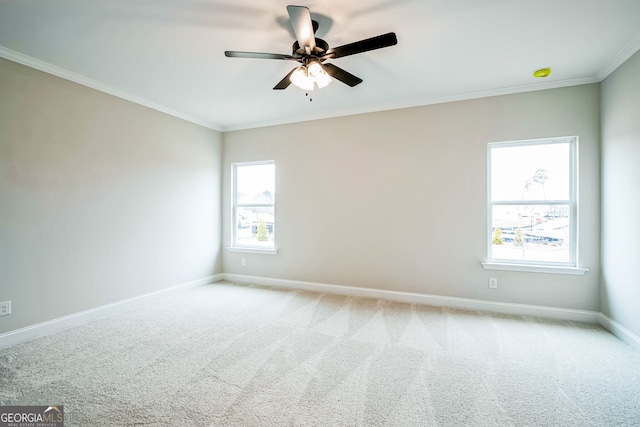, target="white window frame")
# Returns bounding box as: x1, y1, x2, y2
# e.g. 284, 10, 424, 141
229, 160, 277, 254
482, 137, 587, 275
